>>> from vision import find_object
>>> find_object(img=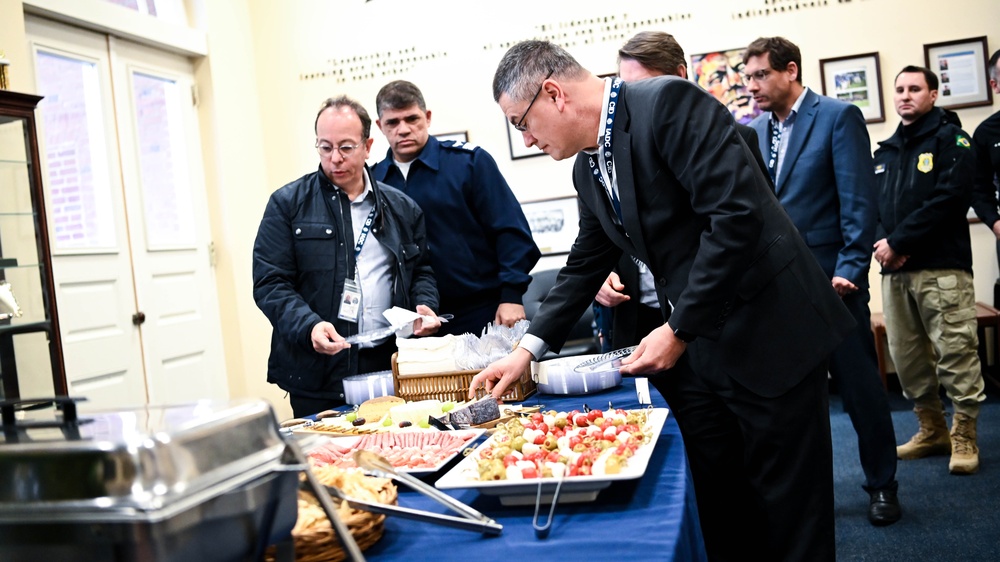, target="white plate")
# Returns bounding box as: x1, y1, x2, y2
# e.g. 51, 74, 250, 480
304, 429, 486, 476
434, 408, 669, 505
